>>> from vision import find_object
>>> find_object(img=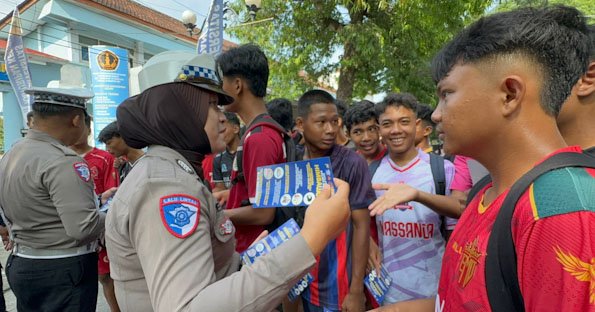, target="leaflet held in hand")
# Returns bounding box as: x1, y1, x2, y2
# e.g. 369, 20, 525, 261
253, 157, 335, 208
